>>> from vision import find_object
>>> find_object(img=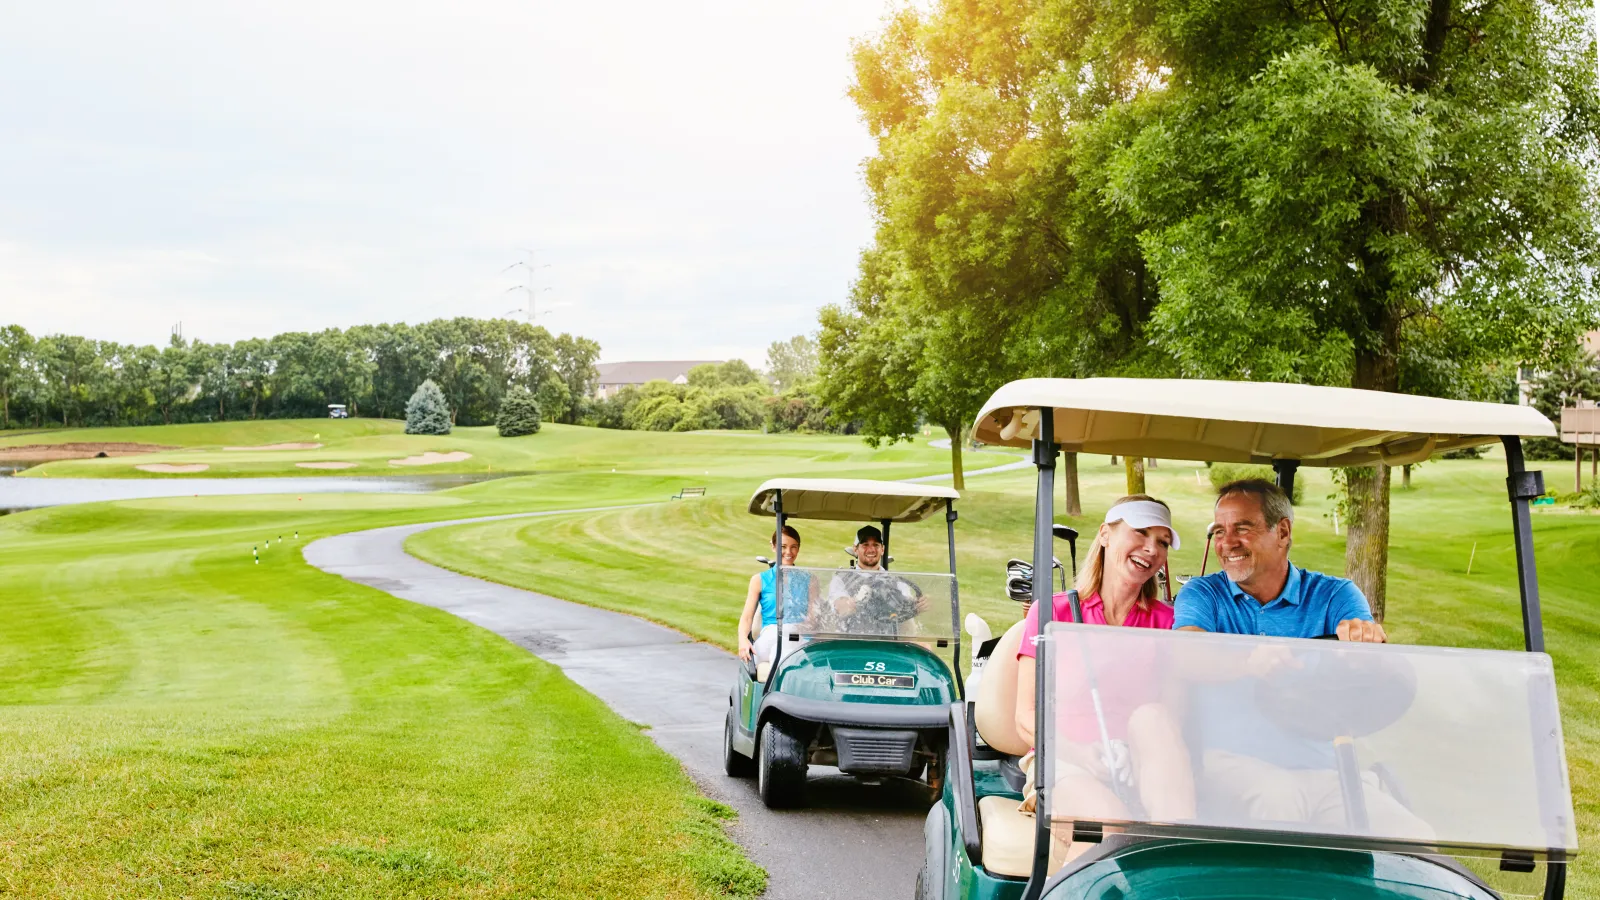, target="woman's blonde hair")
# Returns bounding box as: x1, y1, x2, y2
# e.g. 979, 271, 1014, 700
1074, 494, 1170, 607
